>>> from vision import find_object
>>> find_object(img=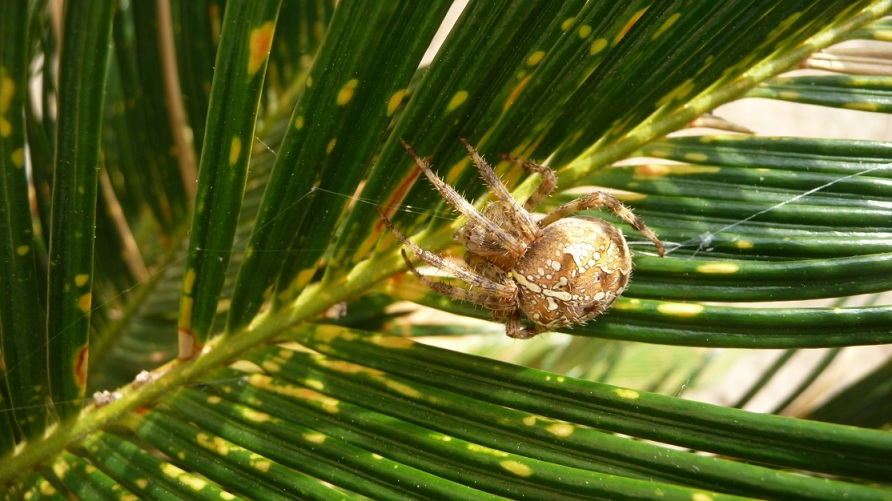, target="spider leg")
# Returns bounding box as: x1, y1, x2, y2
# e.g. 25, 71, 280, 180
377, 207, 517, 297
400, 139, 528, 258
498, 153, 556, 212
400, 250, 516, 311
540, 192, 665, 257
503, 308, 547, 339
457, 138, 539, 240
